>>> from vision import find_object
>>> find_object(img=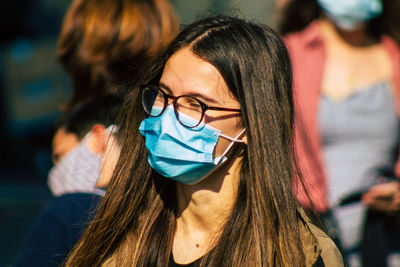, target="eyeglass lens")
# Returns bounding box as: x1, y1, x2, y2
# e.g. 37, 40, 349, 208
142, 86, 164, 116
142, 86, 204, 128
